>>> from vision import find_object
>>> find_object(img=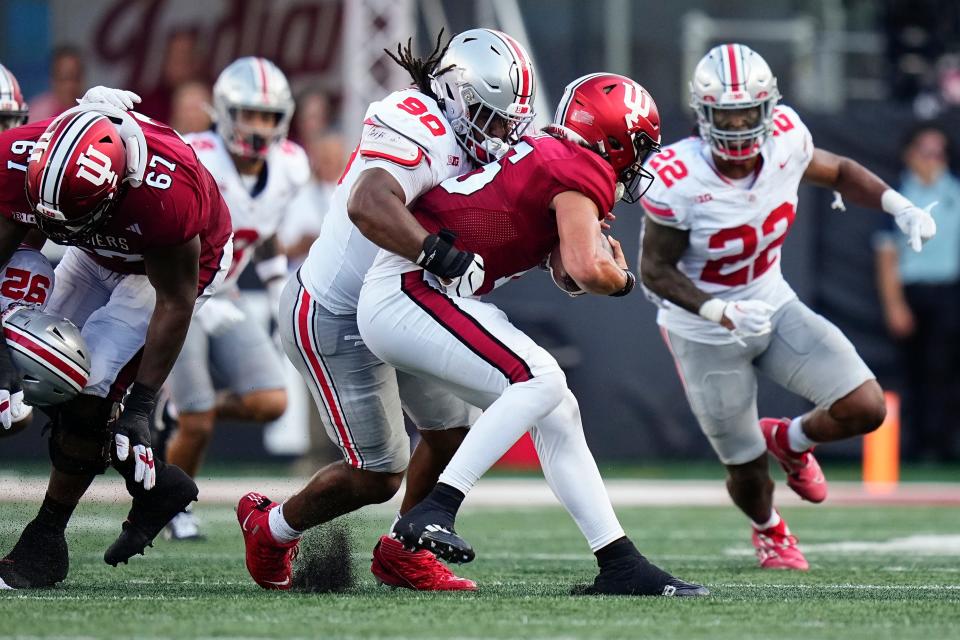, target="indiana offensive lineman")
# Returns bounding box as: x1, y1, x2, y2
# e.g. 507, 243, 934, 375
237, 30, 533, 592
640, 44, 937, 569
358, 73, 706, 596
162, 57, 307, 540
0, 95, 232, 588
